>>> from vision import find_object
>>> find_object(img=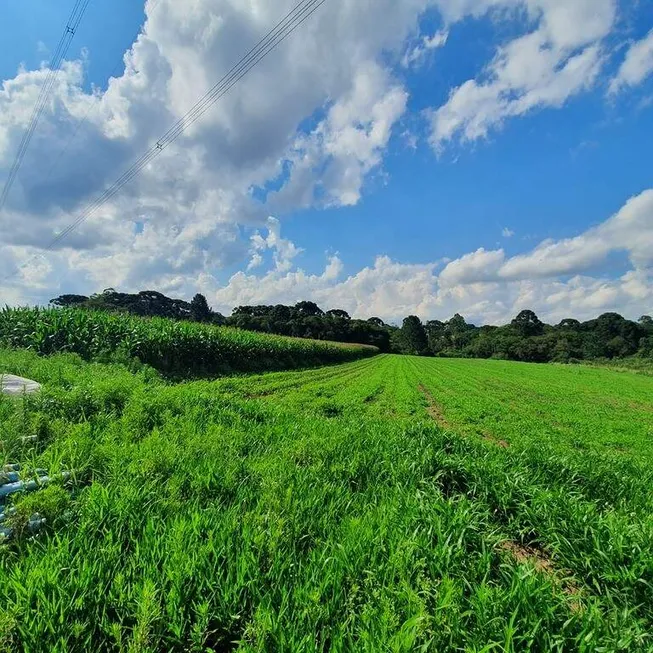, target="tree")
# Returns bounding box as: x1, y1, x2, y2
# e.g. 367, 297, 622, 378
294, 301, 324, 316
606, 336, 630, 358
557, 318, 581, 330
594, 313, 640, 357
464, 335, 495, 359
45, 286, 653, 363
639, 336, 653, 358
426, 320, 444, 328
190, 294, 212, 322
445, 314, 474, 349
390, 328, 406, 354
511, 310, 544, 337
50, 294, 89, 307
232, 306, 254, 316
447, 314, 469, 333
639, 315, 653, 328
425, 320, 446, 355
326, 309, 350, 320
400, 316, 428, 355
593, 313, 627, 336
272, 305, 292, 321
